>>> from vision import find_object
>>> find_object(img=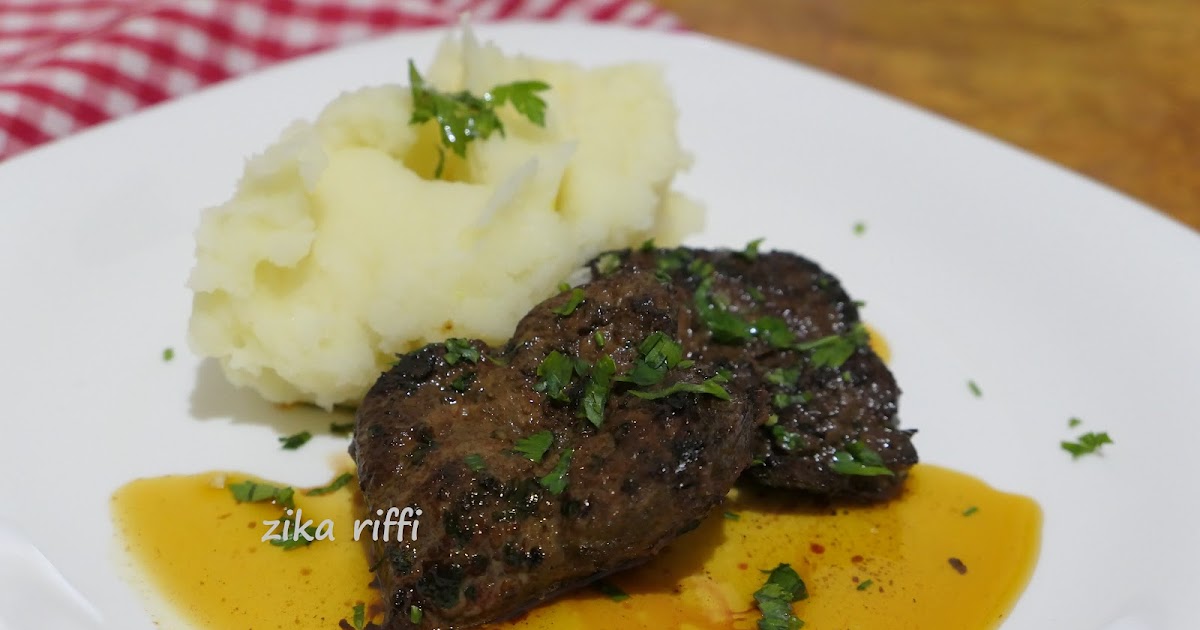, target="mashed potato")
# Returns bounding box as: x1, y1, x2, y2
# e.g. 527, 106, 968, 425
187, 29, 703, 409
